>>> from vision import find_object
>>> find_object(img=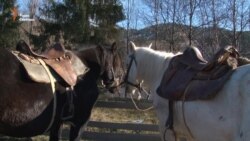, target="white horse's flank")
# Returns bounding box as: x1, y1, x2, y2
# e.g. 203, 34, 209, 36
127, 42, 250, 141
